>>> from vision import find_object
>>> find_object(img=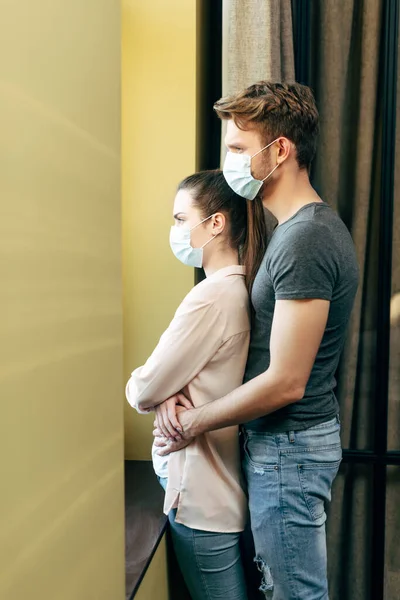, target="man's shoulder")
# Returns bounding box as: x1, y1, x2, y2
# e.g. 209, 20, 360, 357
270, 203, 352, 254
264, 202, 358, 294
